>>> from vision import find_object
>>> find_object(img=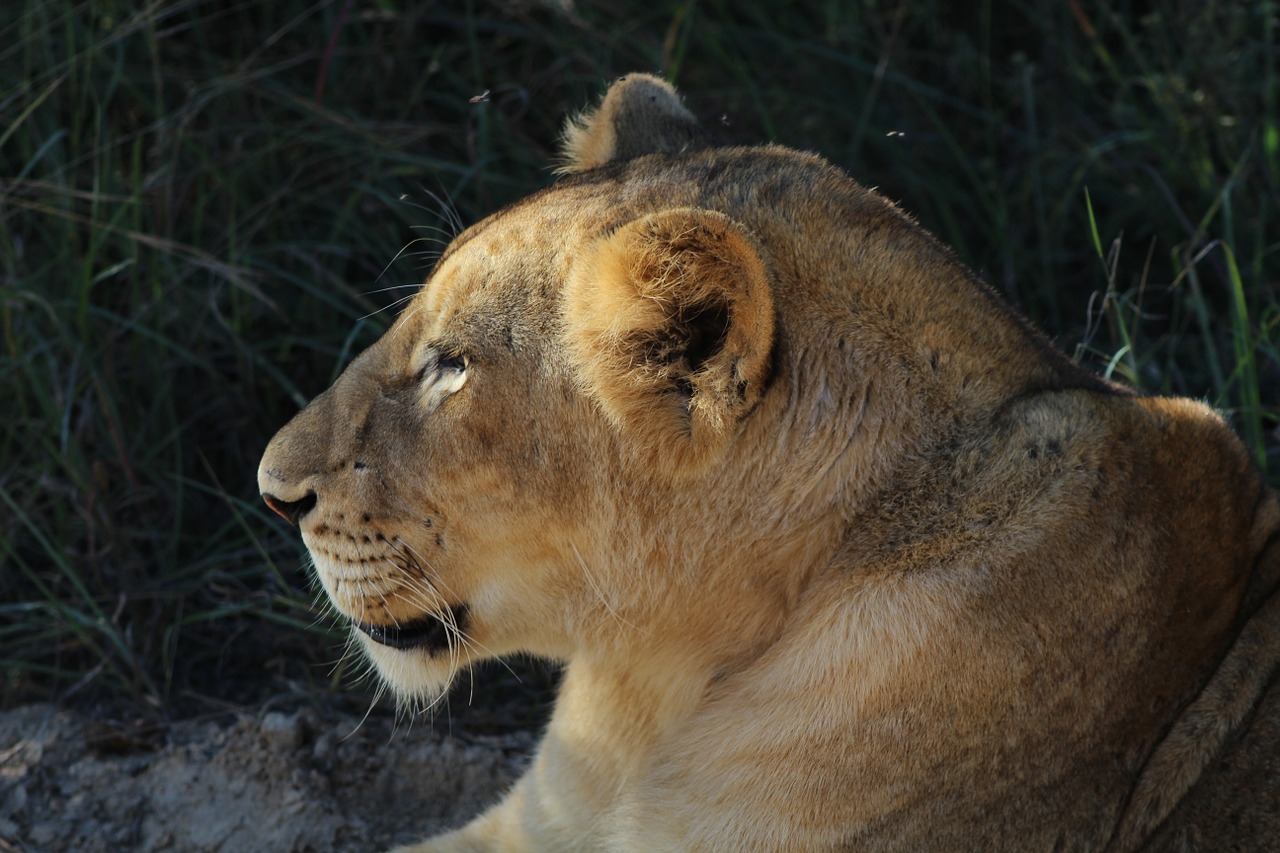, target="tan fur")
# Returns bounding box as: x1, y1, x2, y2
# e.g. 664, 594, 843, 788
559, 74, 706, 174
258, 74, 1280, 852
